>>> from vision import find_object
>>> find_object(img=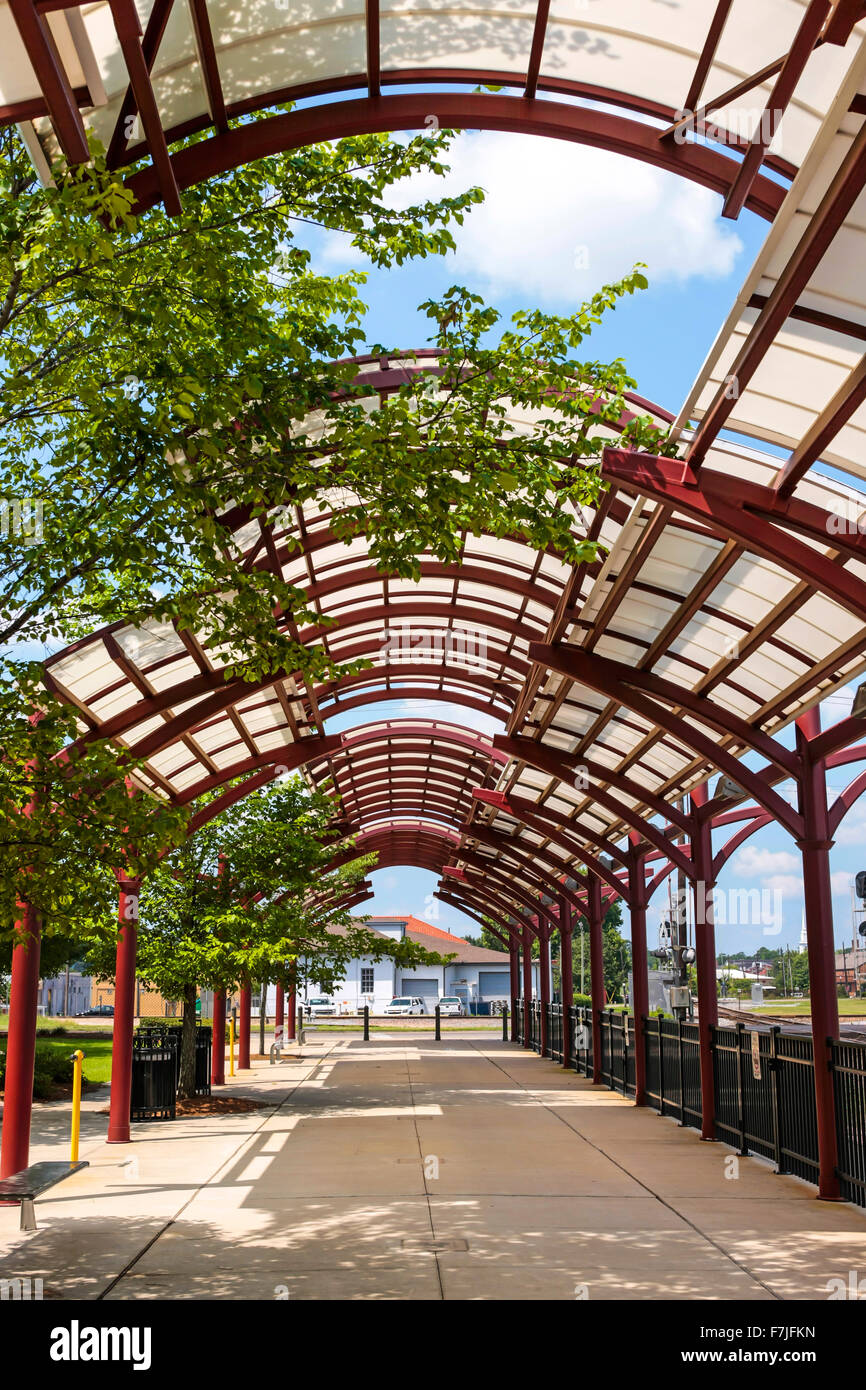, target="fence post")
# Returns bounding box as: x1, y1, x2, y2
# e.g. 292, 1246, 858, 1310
735, 1023, 748, 1155
588, 876, 604, 1083
435, 1005, 441, 1041
363, 1005, 369, 1041
676, 1017, 686, 1126
502, 1005, 508, 1041
622, 1013, 629, 1094
656, 1015, 664, 1113
769, 1025, 783, 1173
